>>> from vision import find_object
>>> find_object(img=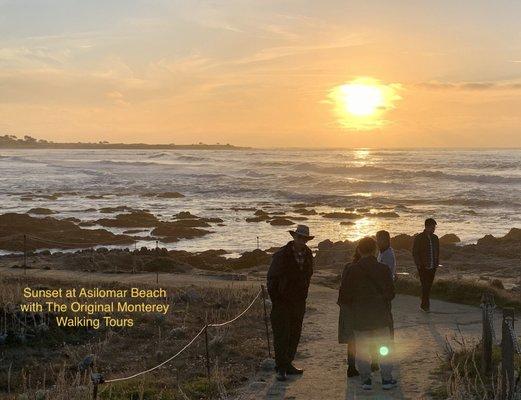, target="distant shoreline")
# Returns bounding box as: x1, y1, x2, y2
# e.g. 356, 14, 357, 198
0, 135, 248, 150
2, 135, 520, 151
0, 143, 247, 150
